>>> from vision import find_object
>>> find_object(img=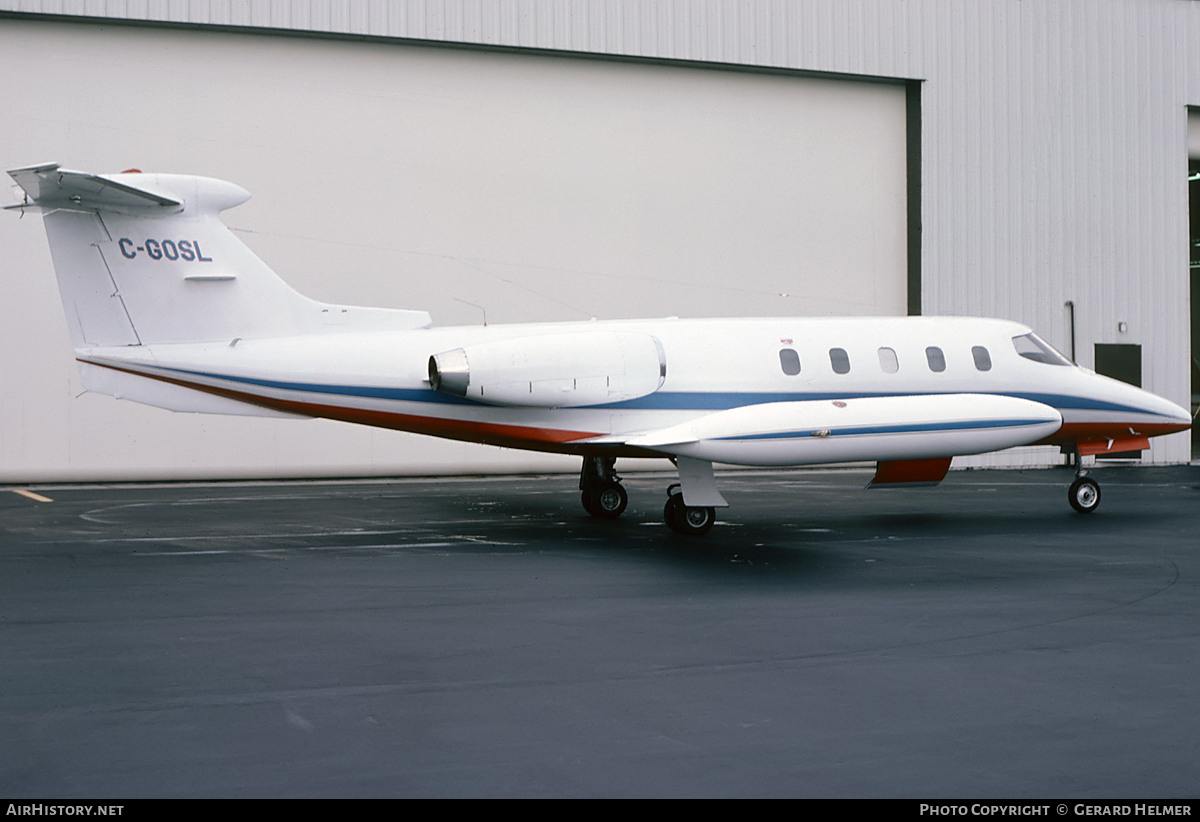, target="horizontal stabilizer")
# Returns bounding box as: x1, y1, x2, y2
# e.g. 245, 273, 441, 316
7, 163, 181, 213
